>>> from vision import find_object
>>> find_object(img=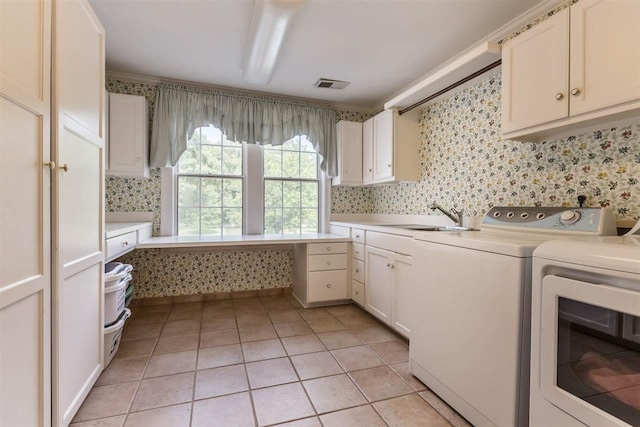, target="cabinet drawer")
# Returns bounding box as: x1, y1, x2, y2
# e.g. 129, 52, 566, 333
308, 242, 347, 255
308, 270, 348, 302
352, 243, 364, 261
352, 259, 365, 282
106, 231, 136, 260
308, 254, 347, 271
352, 280, 364, 306
351, 228, 366, 244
